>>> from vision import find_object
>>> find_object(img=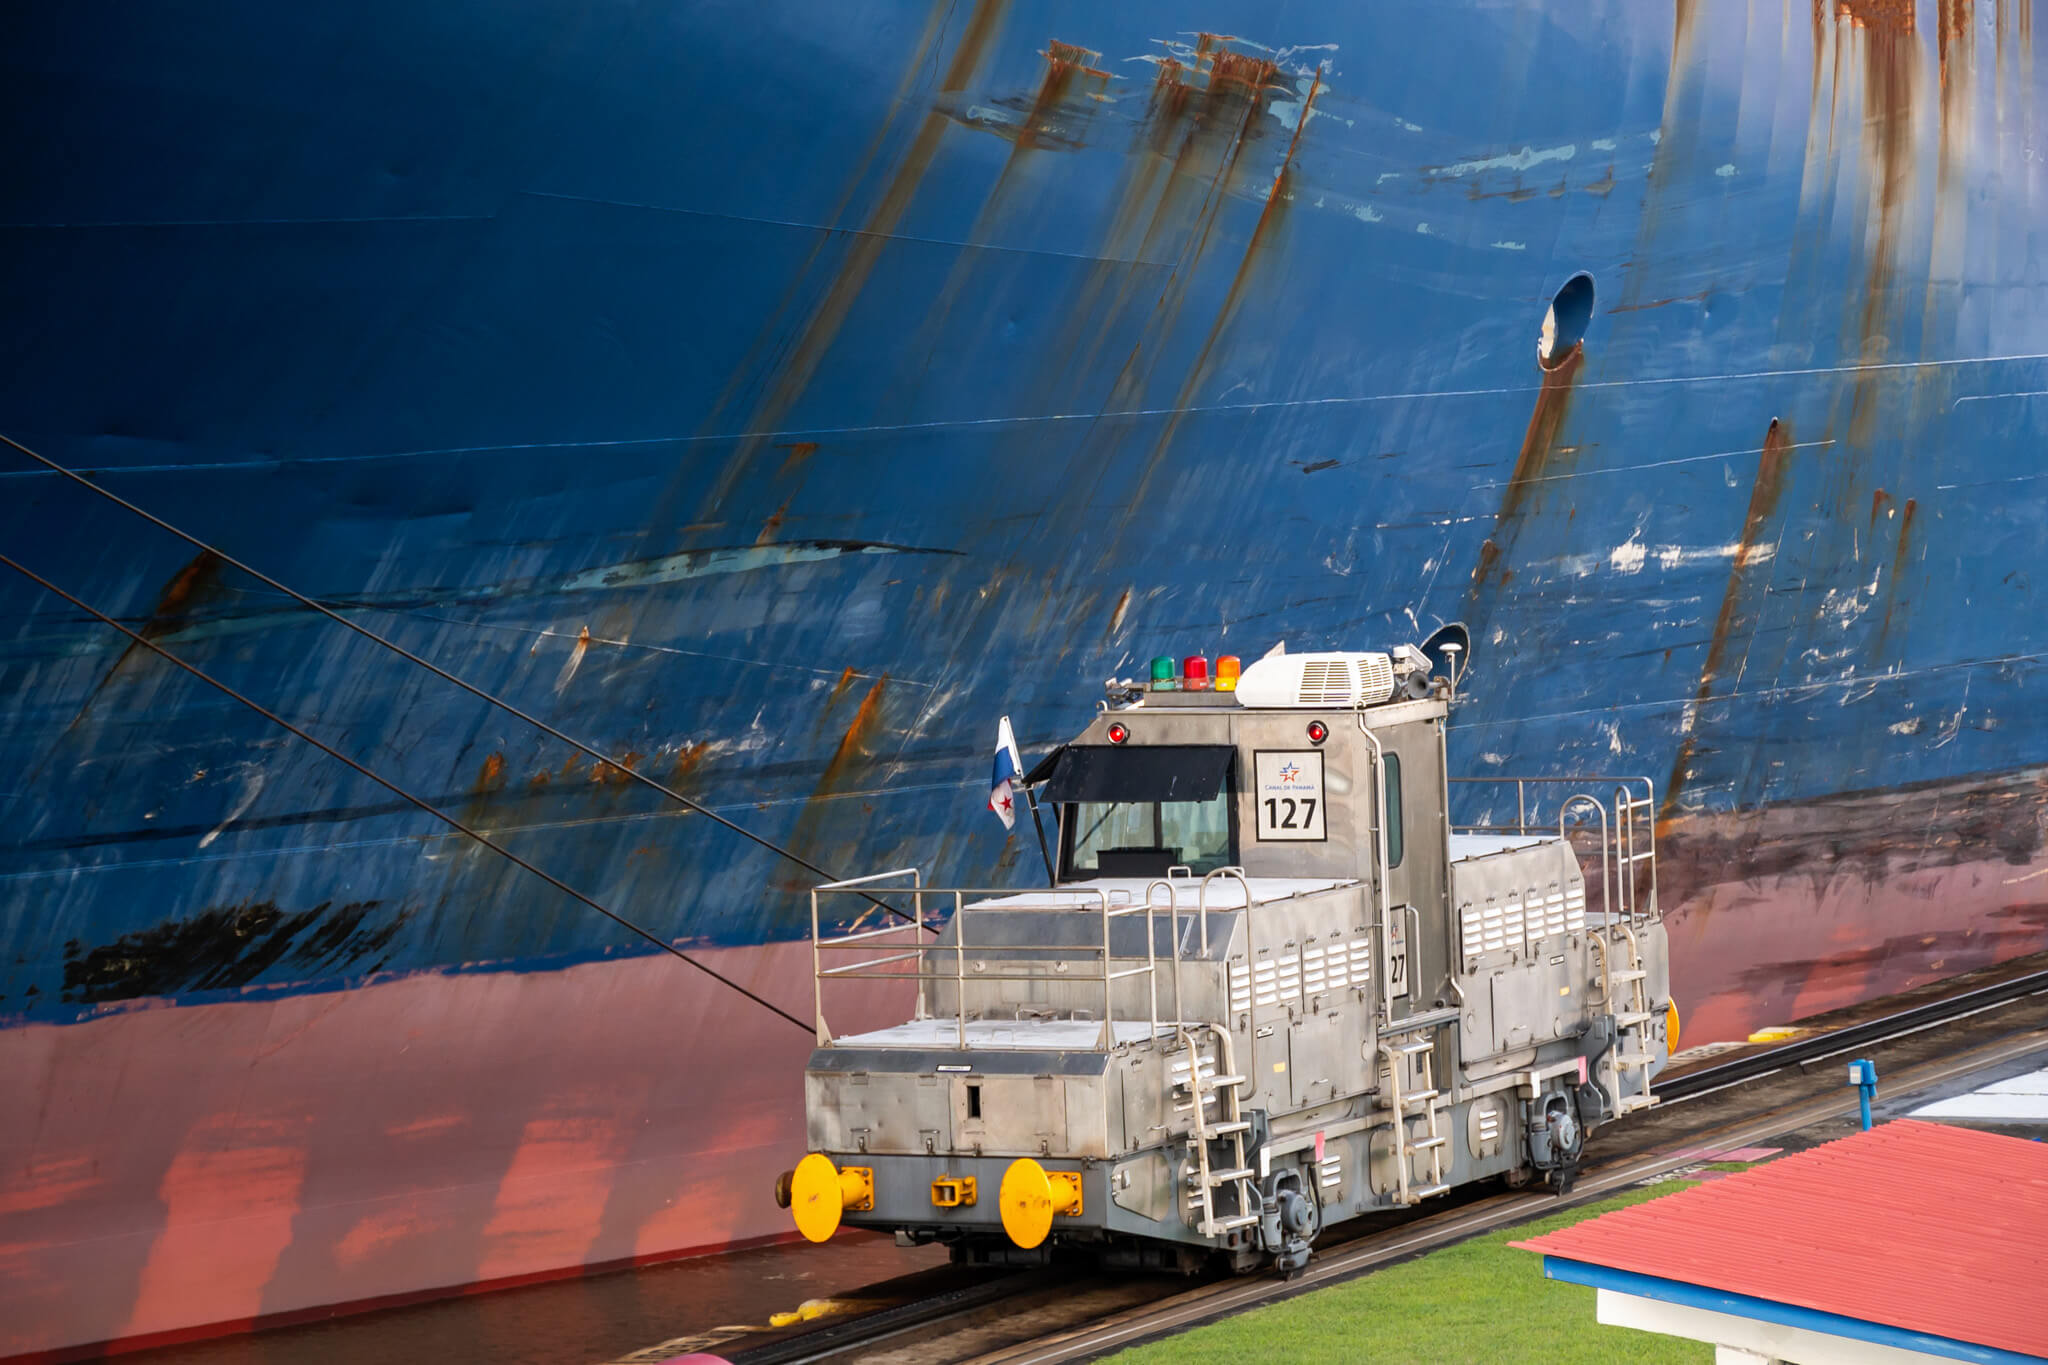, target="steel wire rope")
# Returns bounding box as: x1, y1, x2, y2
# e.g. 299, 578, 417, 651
0, 433, 919, 929
0, 550, 817, 1034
